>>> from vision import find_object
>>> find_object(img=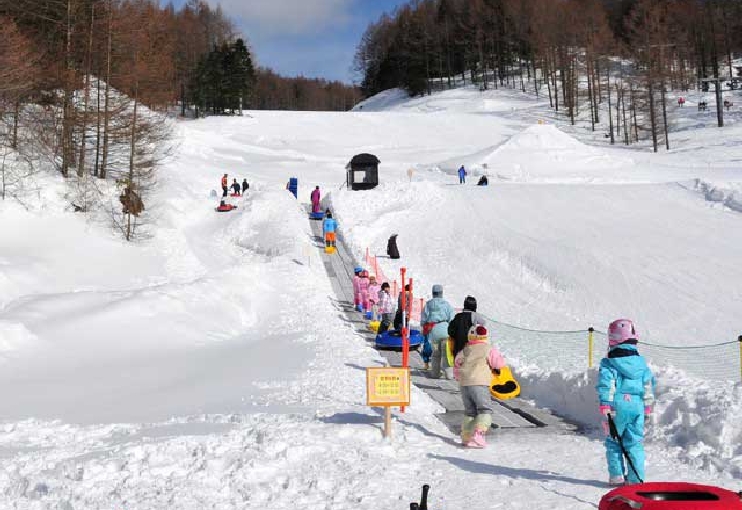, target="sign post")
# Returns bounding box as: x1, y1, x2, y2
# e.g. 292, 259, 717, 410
366, 367, 411, 438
